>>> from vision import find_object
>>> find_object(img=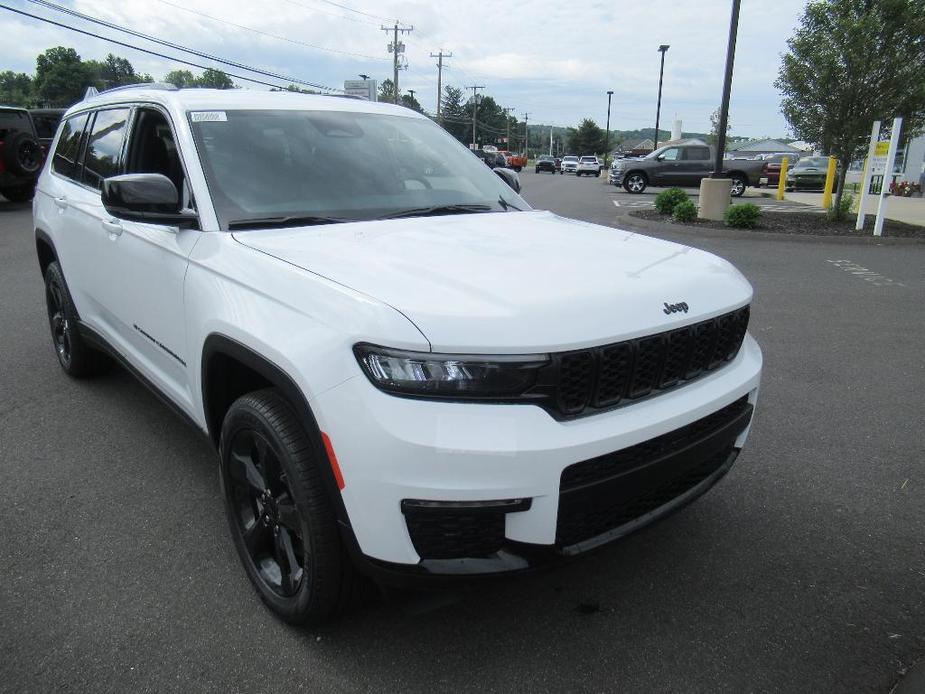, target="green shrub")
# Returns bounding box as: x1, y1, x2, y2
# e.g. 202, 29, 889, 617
672, 199, 698, 222
724, 203, 762, 229
654, 187, 689, 214
826, 193, 853, 222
